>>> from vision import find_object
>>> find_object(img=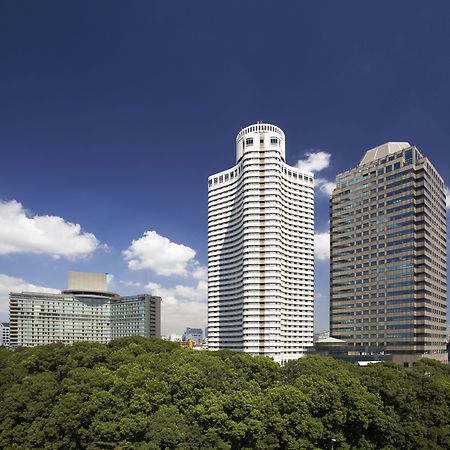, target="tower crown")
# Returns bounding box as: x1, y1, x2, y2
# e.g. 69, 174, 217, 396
359, 142, 410, 166
235, 123, 285, 162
